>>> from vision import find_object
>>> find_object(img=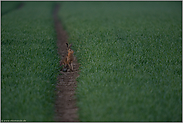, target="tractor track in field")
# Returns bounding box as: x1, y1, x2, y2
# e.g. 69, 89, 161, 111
2, 2, 24, 16
53, 3, 79, 122
17, 2, 24, 9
